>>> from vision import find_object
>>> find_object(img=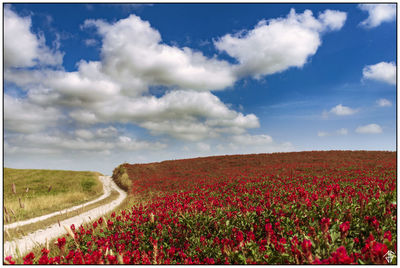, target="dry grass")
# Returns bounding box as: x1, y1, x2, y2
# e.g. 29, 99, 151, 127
4, 190, 120, 242
8, 190, 122, 263
4, 168, 103, 224
111, 165, 132, 192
